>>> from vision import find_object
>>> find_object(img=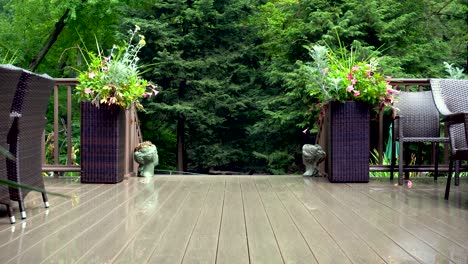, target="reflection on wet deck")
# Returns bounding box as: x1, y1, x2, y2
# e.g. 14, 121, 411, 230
0, 176, 467, 263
